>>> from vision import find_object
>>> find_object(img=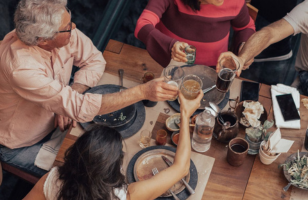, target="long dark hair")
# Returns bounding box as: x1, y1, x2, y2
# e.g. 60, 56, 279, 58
181, 0, 201, 11
57, 125, 125, 200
